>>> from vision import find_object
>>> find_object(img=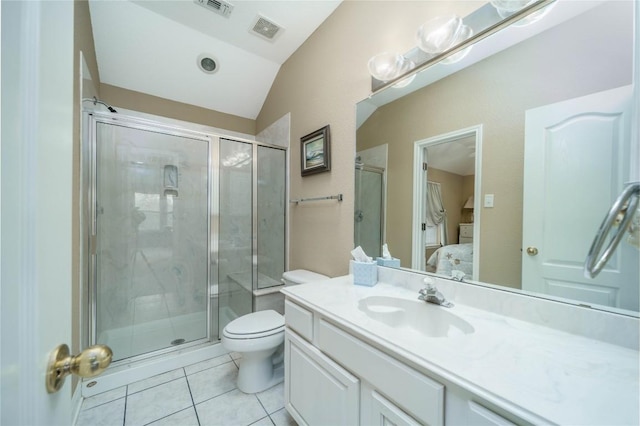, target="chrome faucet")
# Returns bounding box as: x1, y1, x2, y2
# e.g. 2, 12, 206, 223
418, 279, 454, 308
